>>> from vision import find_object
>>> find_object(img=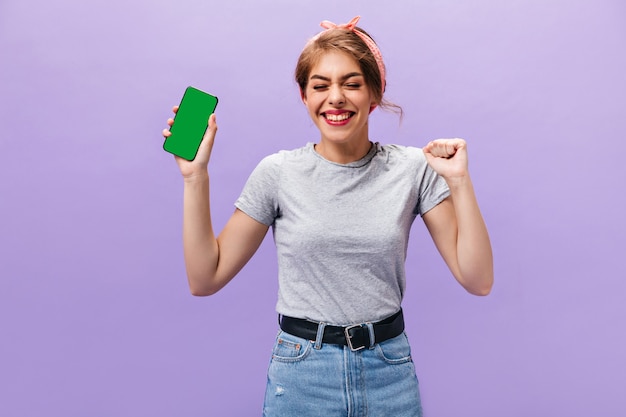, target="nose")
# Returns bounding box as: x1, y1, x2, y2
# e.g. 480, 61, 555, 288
327, 84, 345, 106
